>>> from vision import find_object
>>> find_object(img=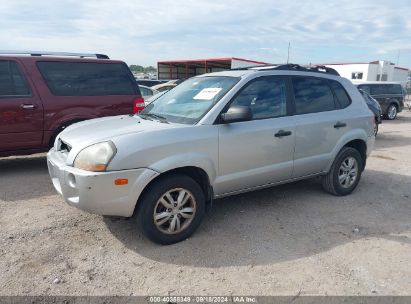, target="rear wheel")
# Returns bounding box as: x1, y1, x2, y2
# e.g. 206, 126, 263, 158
386, 104, 397, 120
136, 174, 205, 245
322, 147, 363, 196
